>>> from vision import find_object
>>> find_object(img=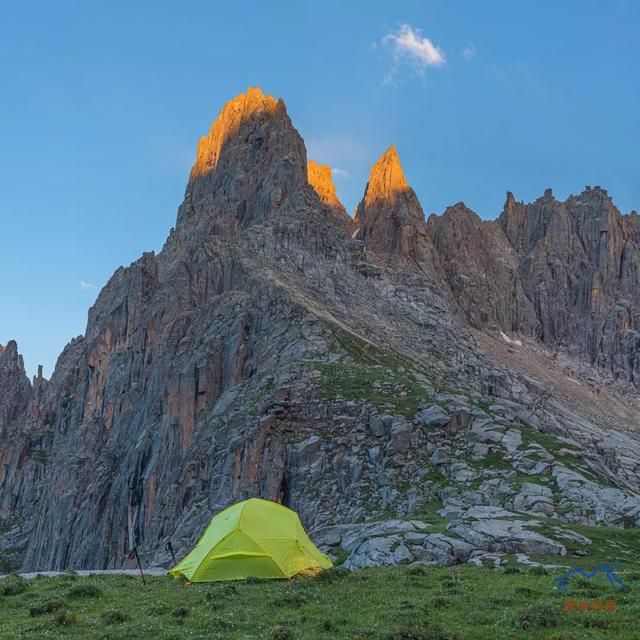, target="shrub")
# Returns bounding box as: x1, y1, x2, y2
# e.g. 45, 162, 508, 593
321, 619, 337, 632
67, 582, 102, 598
518, 603, 560, 629
1, 579, 27, 596
54, 610, 78, 626
430, 596, 449, 609
271, 625, 293, 639
29, 599, 65, 617
102, 609, 129, 624
273, 592, 307, 607
385, 623, 458, 640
